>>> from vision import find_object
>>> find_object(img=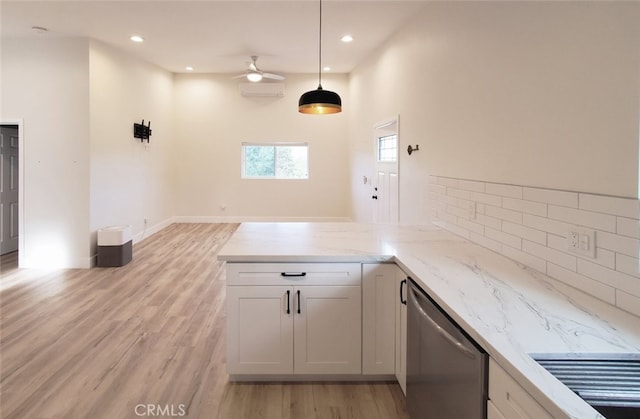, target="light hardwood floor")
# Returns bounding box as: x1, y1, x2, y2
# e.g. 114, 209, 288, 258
0, 223, 408, 419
